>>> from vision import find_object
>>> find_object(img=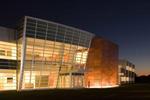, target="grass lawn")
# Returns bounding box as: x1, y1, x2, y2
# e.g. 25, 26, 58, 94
0, 83, 150, 100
